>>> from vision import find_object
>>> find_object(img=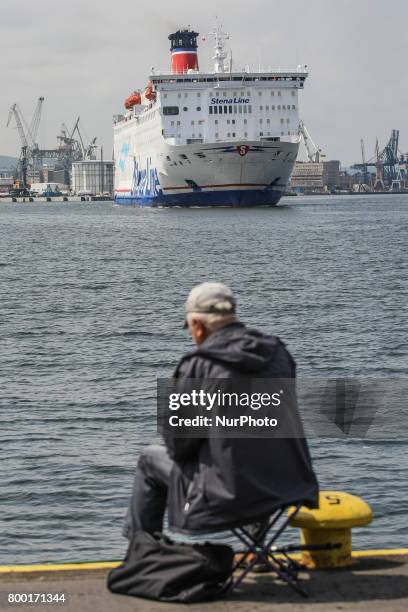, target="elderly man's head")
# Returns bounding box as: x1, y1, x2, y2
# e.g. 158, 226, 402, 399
185, 282, 237, 345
